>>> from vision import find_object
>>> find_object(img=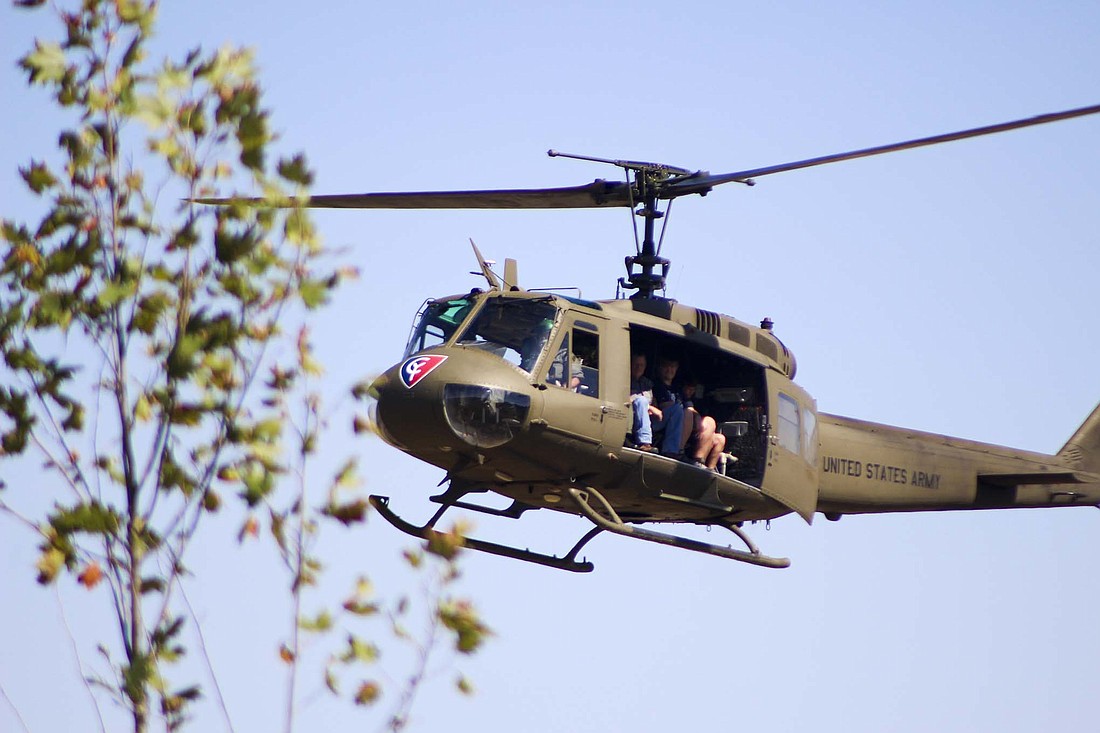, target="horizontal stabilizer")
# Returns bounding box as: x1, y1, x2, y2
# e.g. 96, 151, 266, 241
977, 471, 1090, 488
